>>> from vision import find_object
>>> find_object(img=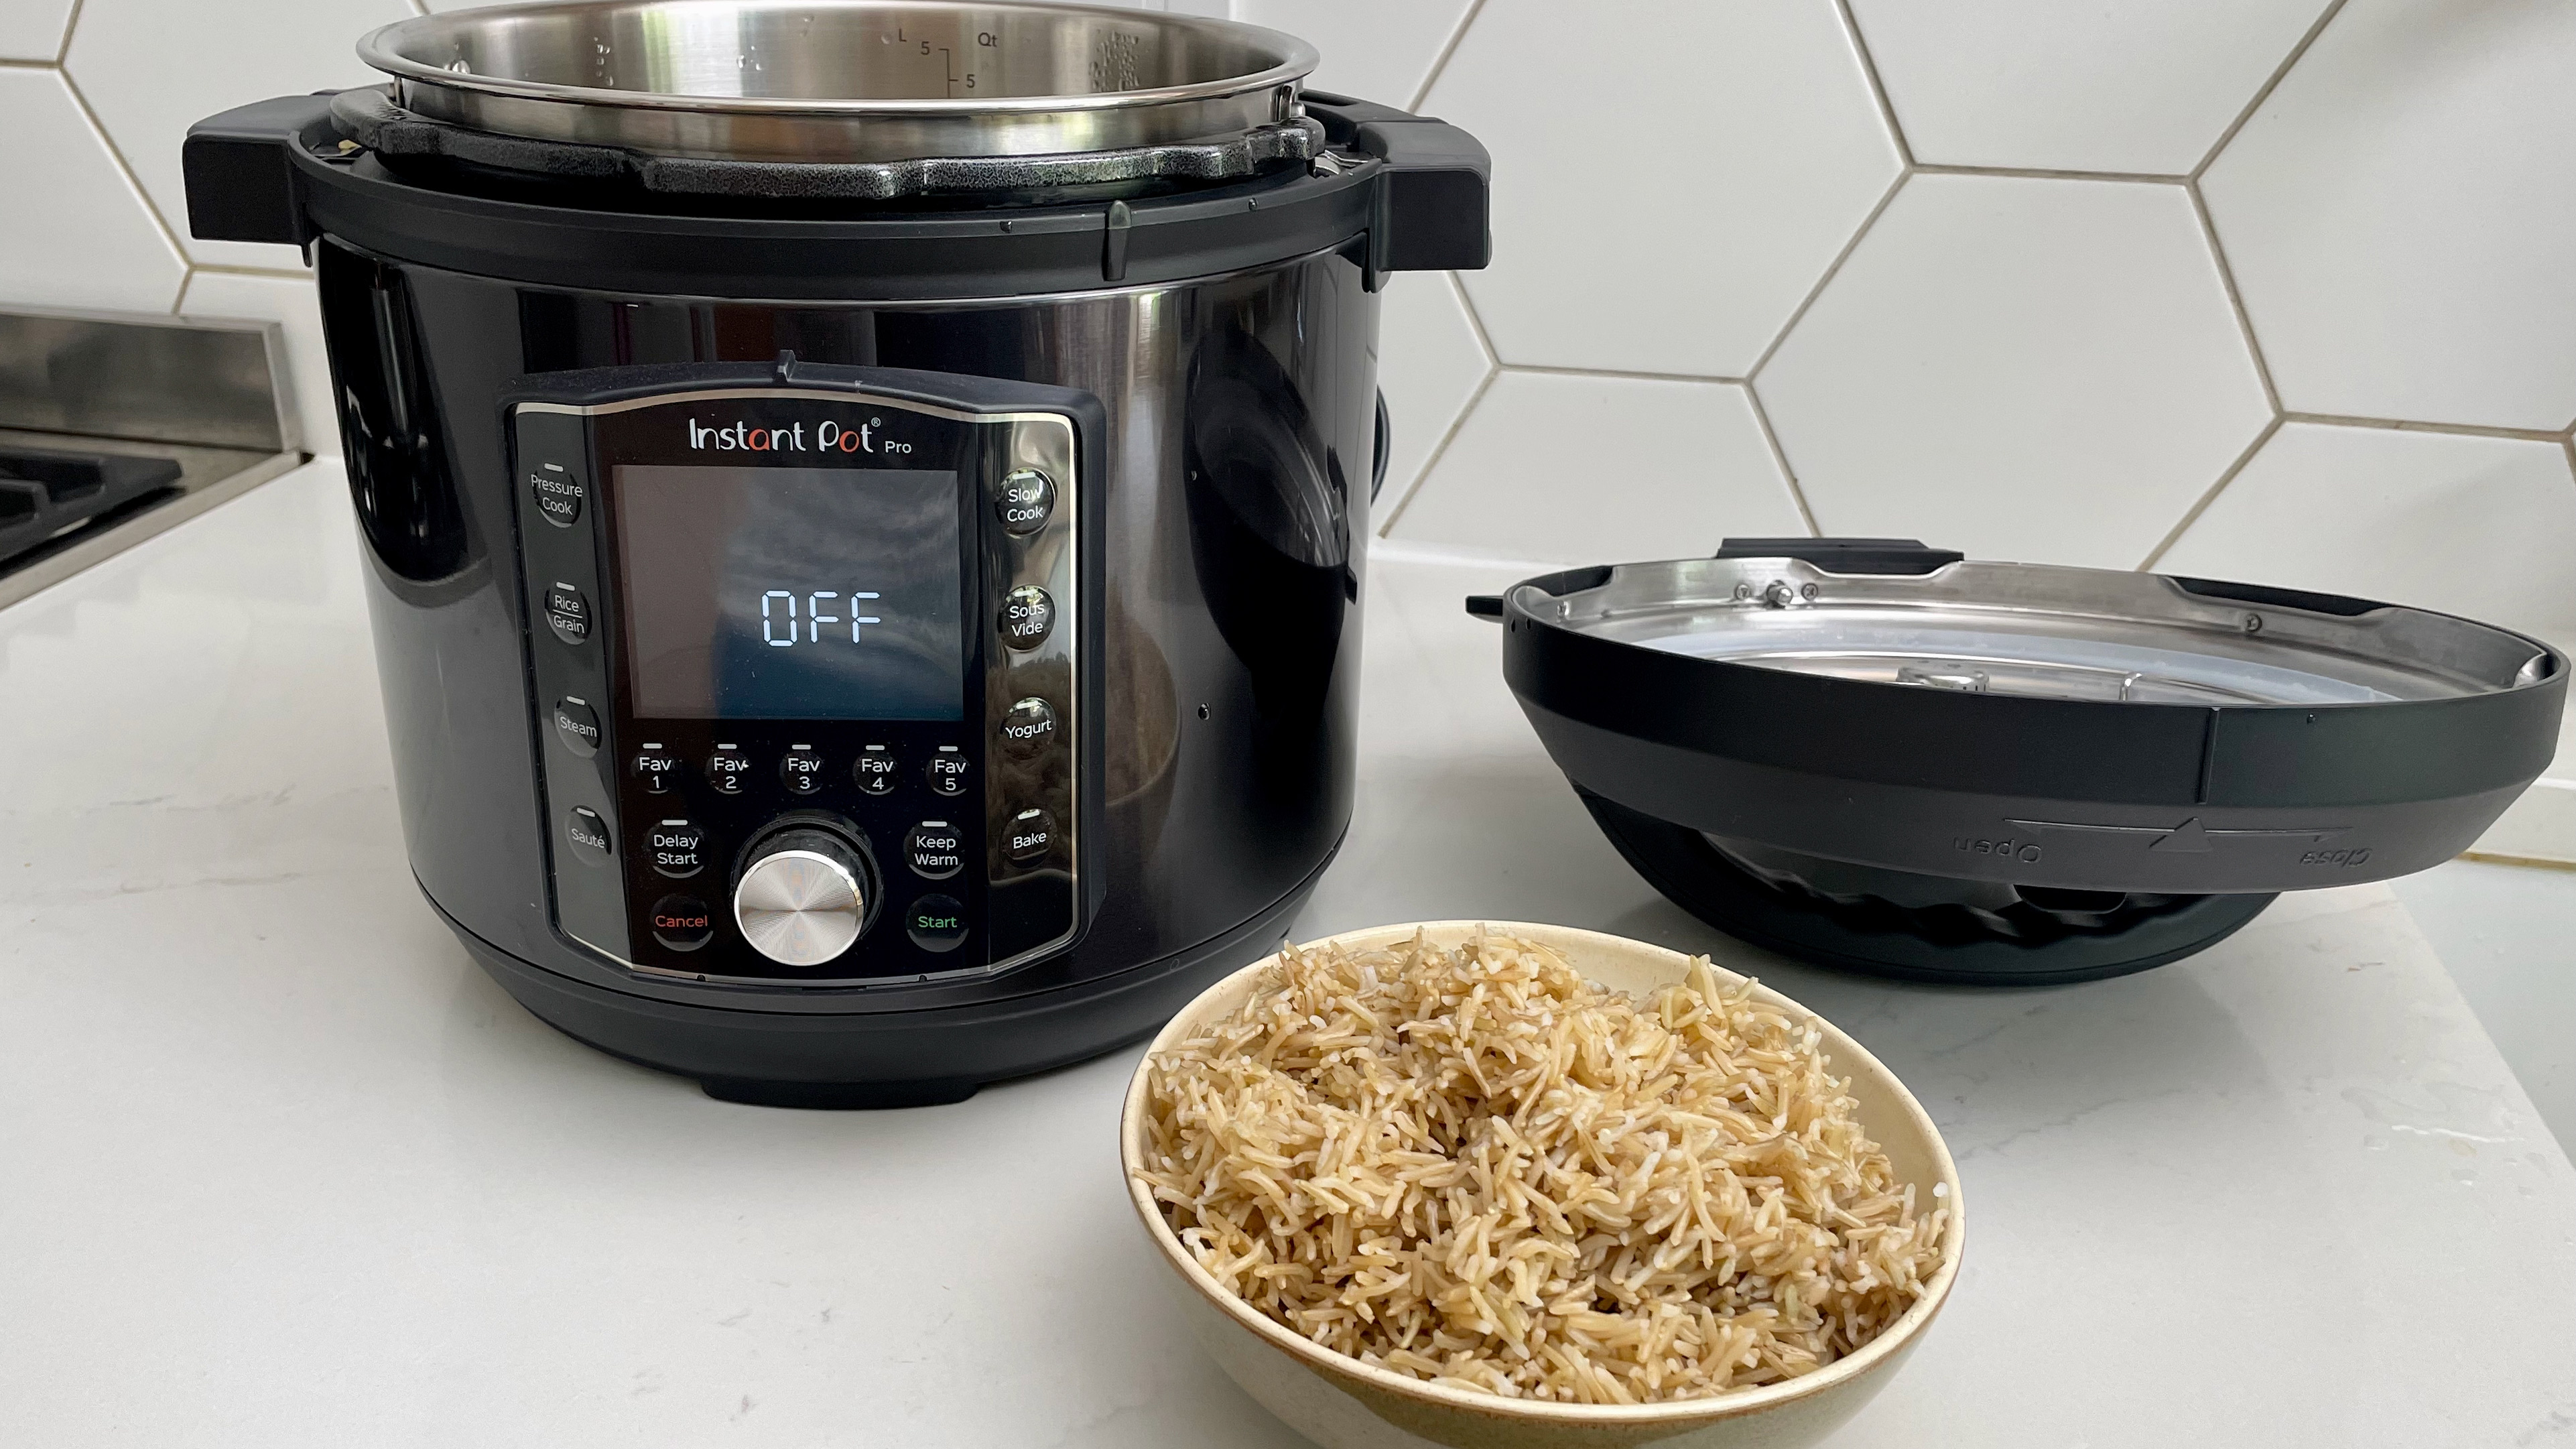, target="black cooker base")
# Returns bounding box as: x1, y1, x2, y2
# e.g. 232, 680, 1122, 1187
436, 878, 1321, 1108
